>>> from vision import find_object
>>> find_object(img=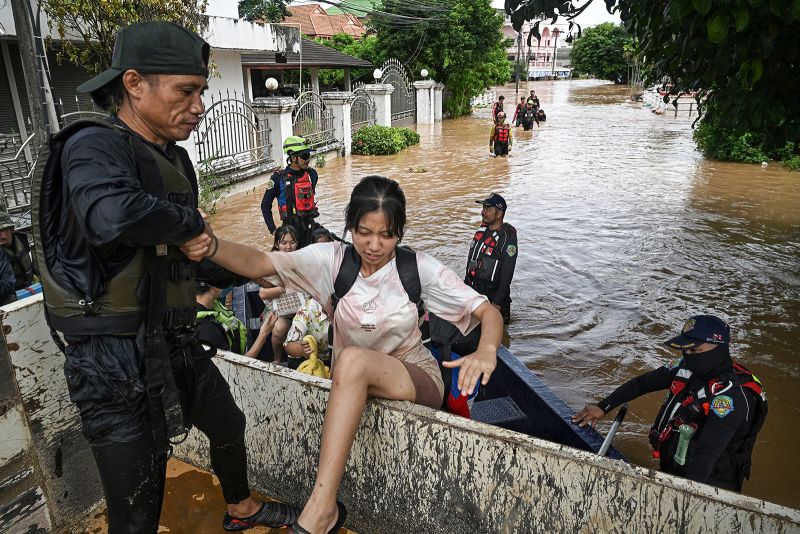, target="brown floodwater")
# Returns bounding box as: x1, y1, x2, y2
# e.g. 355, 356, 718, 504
211, 80, 800, 510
